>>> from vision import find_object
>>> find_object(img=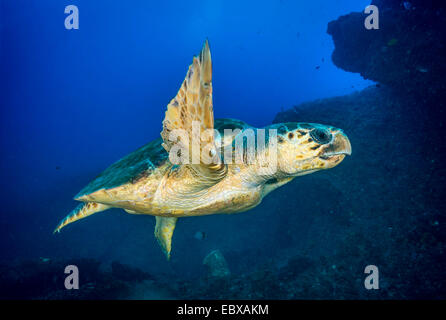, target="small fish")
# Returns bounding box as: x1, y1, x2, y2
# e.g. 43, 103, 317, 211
55, 166, 61, 170
315, 66, 320, 70
194, 231, 206, 240
39, 257, 51, 263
